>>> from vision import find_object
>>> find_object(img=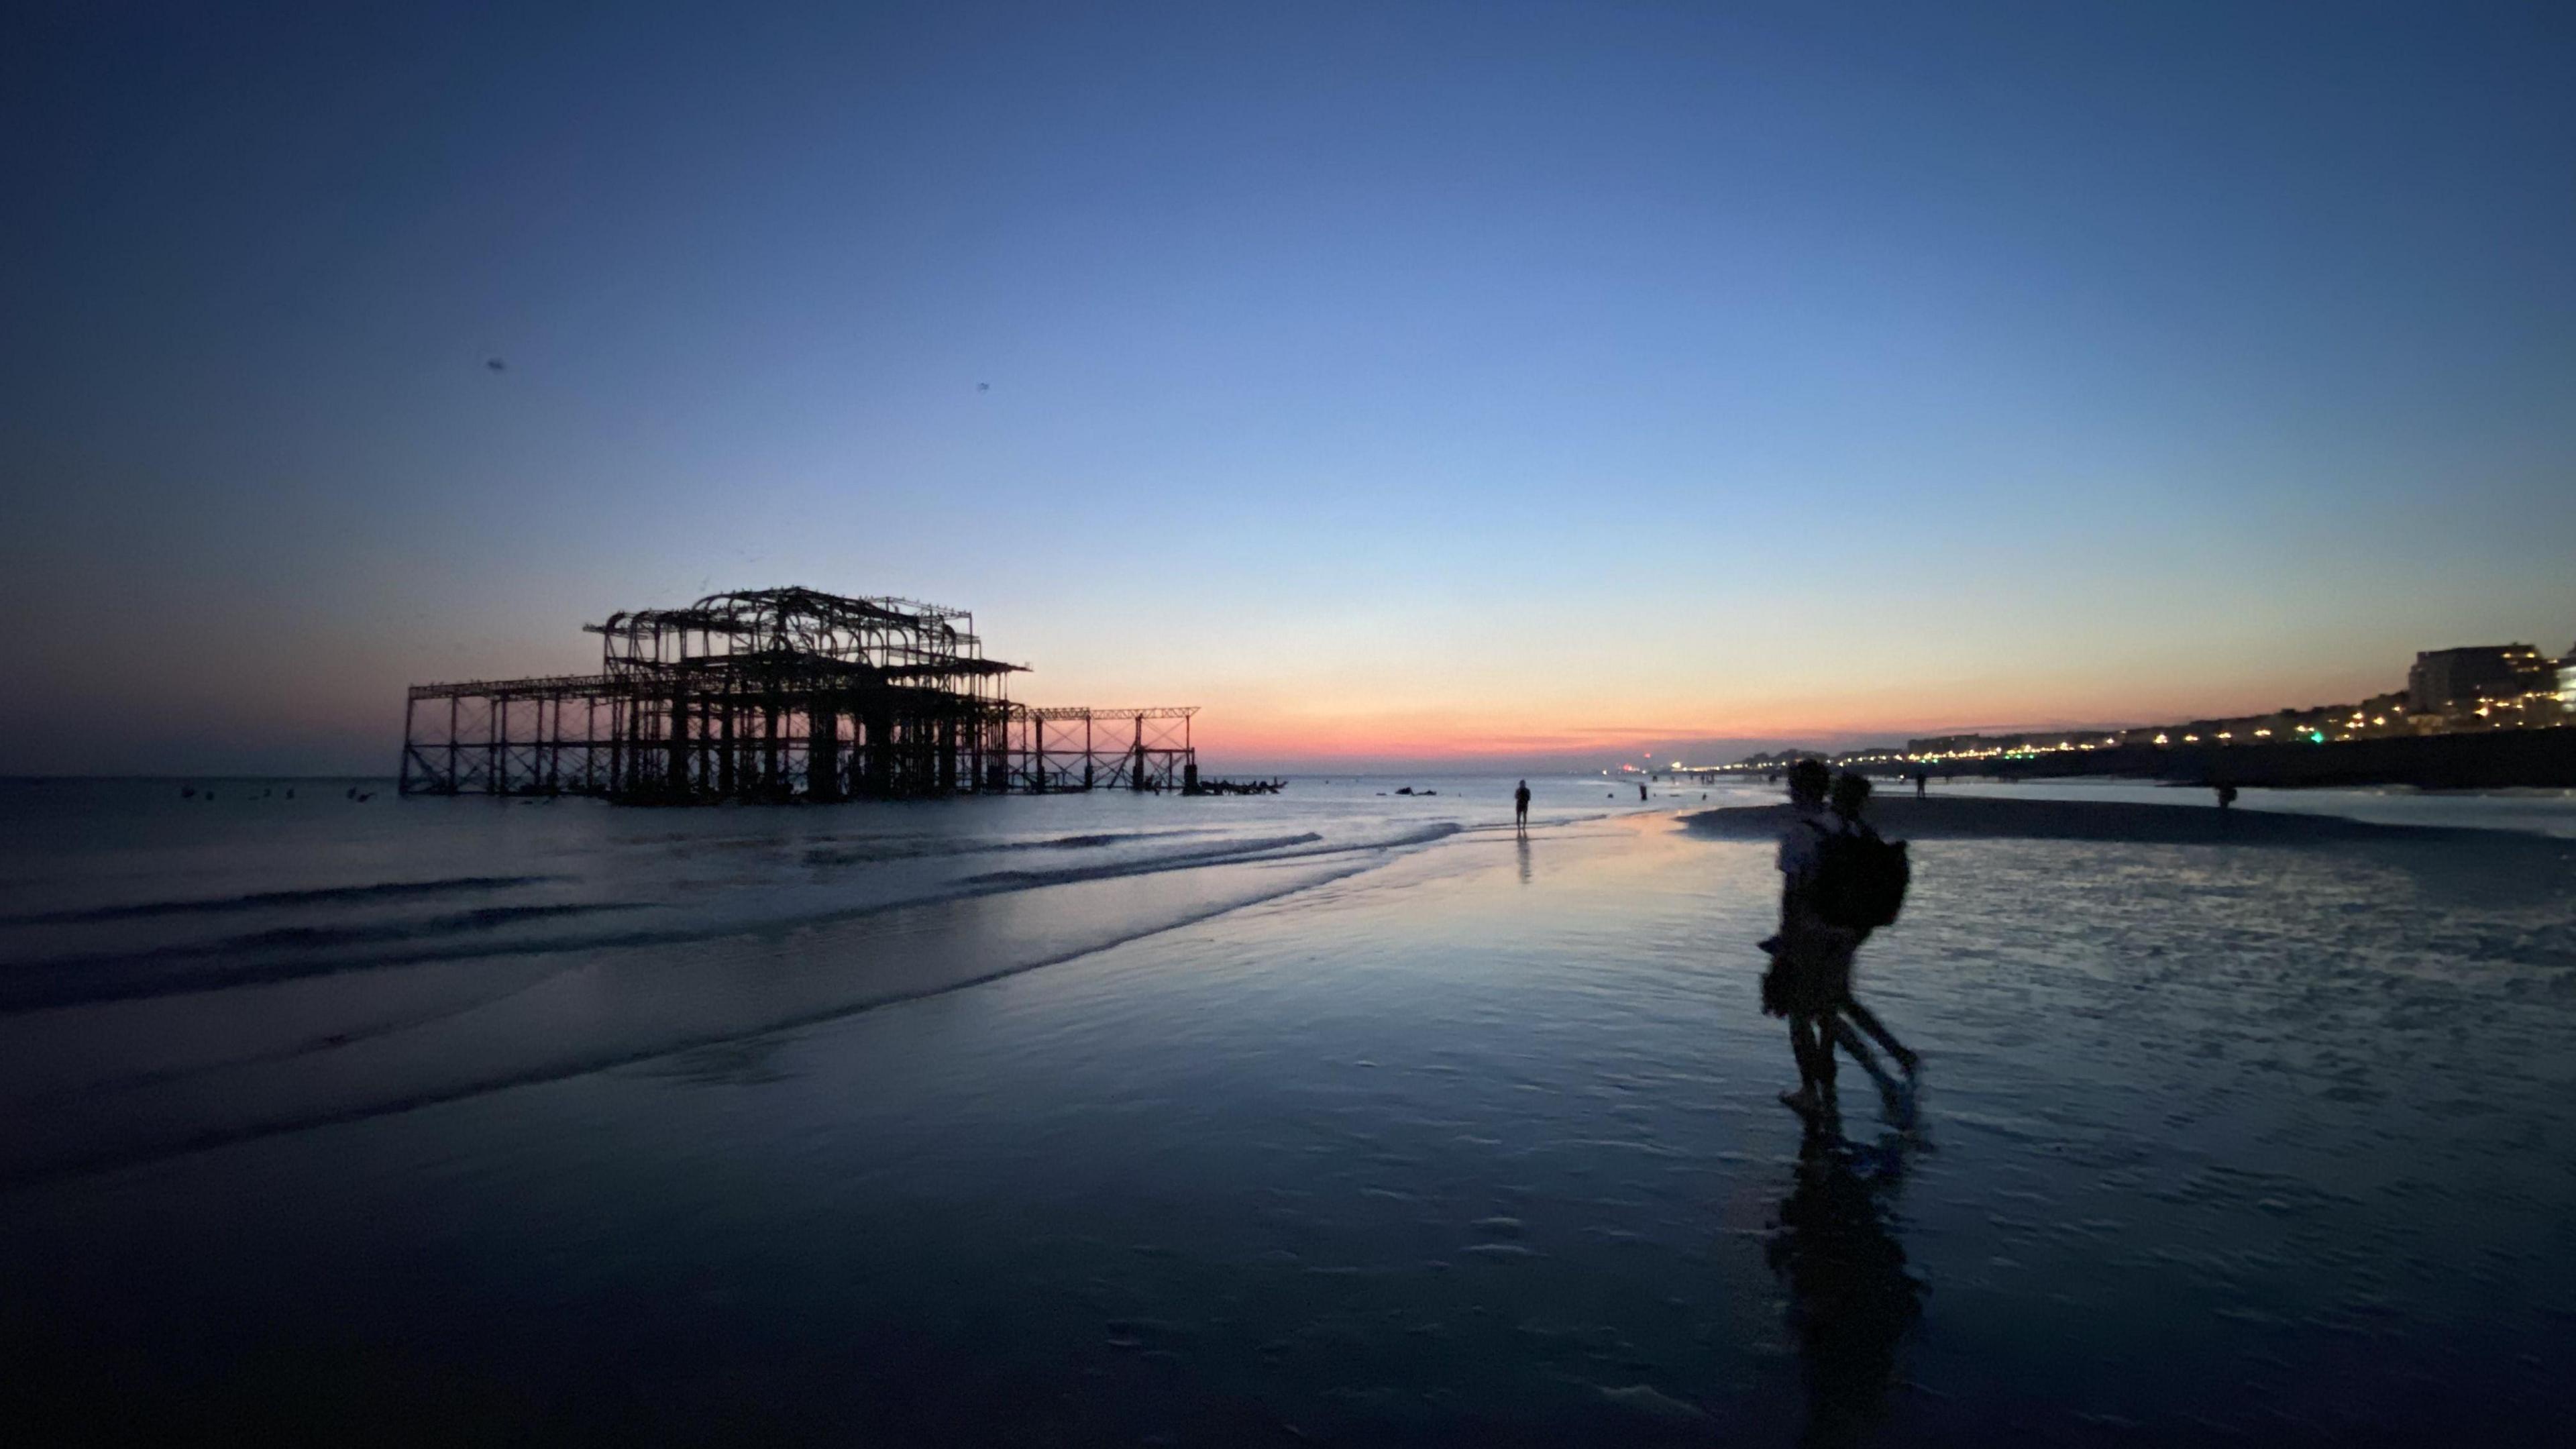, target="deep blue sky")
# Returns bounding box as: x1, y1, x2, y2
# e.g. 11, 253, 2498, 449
5, 1, 2571, 772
